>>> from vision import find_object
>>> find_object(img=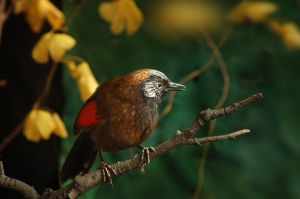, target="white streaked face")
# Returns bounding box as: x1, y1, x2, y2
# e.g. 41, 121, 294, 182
143, 81, 161, 98
142, 70, 169, 100
141, 69, 185, 101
